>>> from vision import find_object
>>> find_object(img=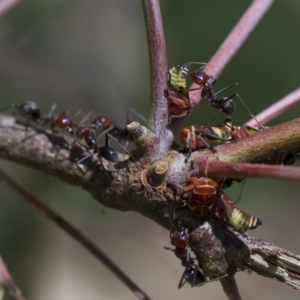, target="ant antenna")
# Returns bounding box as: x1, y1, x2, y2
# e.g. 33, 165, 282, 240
185, 61, 208, 70
234, 94, 262, 128
126, 108, 147, 124
233, 180, 246, 205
